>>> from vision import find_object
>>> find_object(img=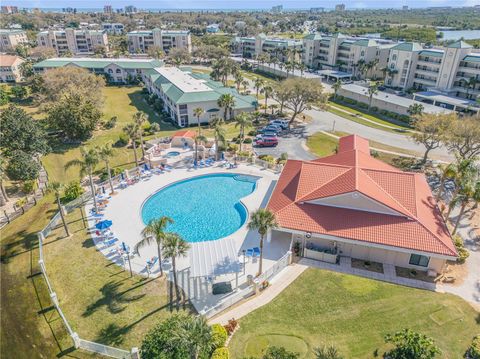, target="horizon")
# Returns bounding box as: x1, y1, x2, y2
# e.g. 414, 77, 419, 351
3, 0, 478, 10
